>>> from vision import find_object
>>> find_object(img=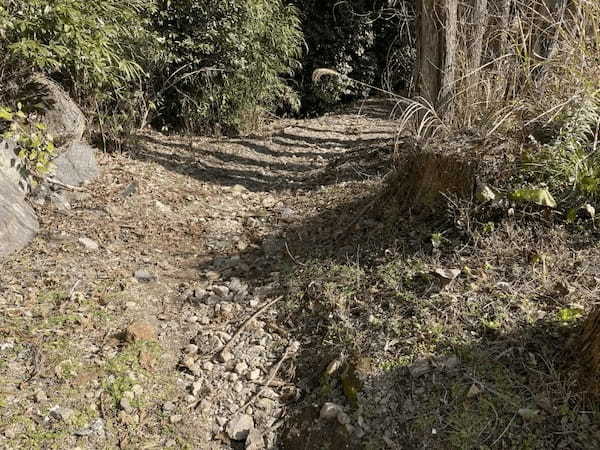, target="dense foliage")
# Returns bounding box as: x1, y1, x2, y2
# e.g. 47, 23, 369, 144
153, 0, 302, 133
291, 0, 414, 114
